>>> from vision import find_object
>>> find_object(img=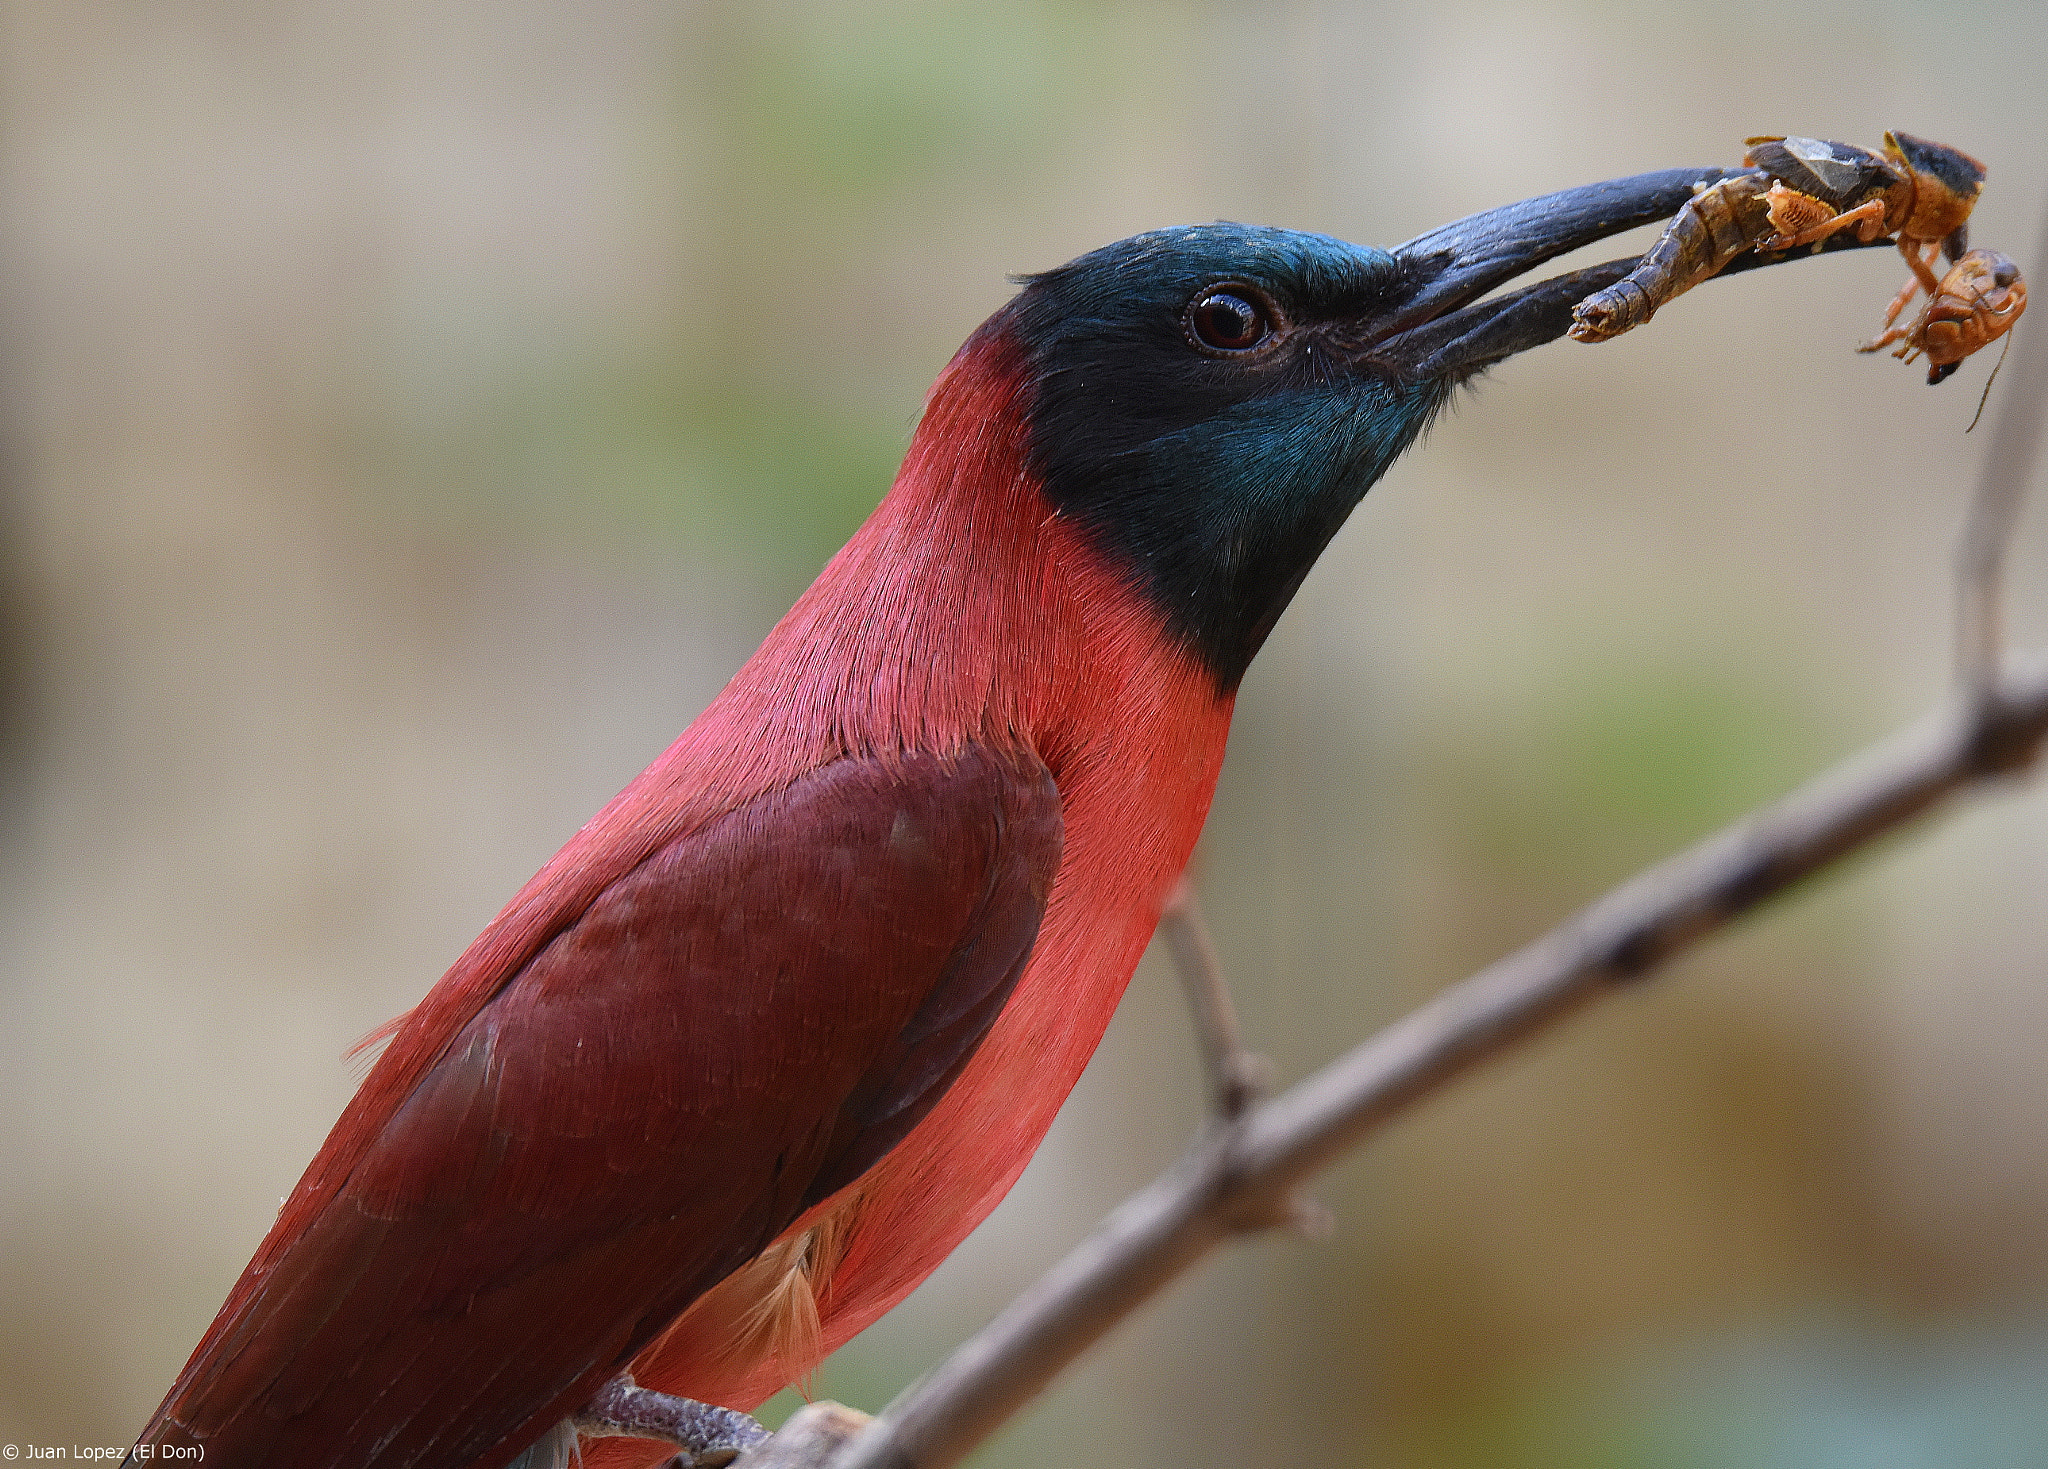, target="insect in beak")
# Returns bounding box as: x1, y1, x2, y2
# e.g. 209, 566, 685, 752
1363, 165, 1891, 381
